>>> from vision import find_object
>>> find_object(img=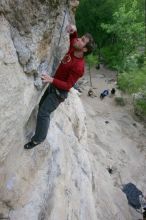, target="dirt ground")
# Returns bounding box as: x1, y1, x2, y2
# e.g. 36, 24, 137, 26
78, 65, 146, 220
